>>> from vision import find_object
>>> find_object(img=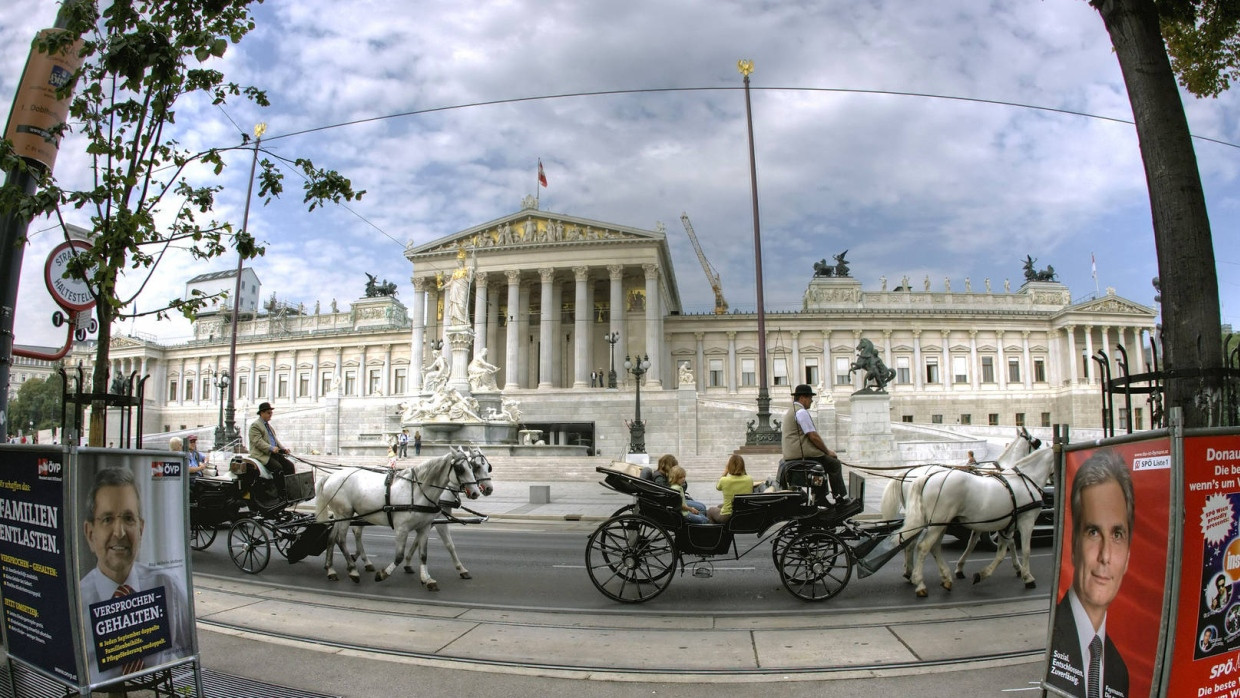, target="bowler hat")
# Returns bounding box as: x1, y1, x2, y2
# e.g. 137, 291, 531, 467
792, 384, 816, 397
258, 402, 273, 414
